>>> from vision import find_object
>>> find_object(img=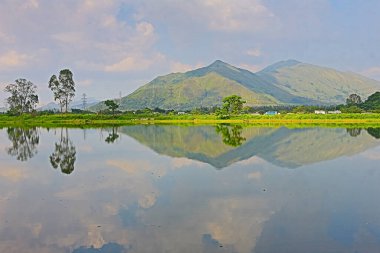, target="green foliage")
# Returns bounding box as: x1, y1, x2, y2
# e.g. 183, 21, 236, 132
258, 60, 379, 104
4, 79, 39, 115
361, 91, 380, 110
346, 93, 362, 105
292, 105, 317, 113
50, 129, 76, 174
216, 95, 246, 118
48, 69, 75, 113
367, 127, 380, 139
104, 100, 119, 115
215, 124, 246, 146
340, 105, 364, 113
6, 127, 39, 161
